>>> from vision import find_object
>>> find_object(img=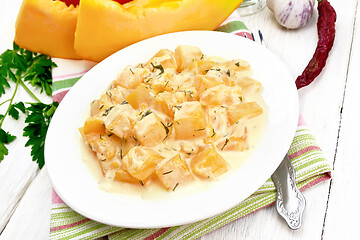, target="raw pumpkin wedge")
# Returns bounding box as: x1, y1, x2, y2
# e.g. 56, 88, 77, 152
14, 0, 81, 59
75, 0, 244, 62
